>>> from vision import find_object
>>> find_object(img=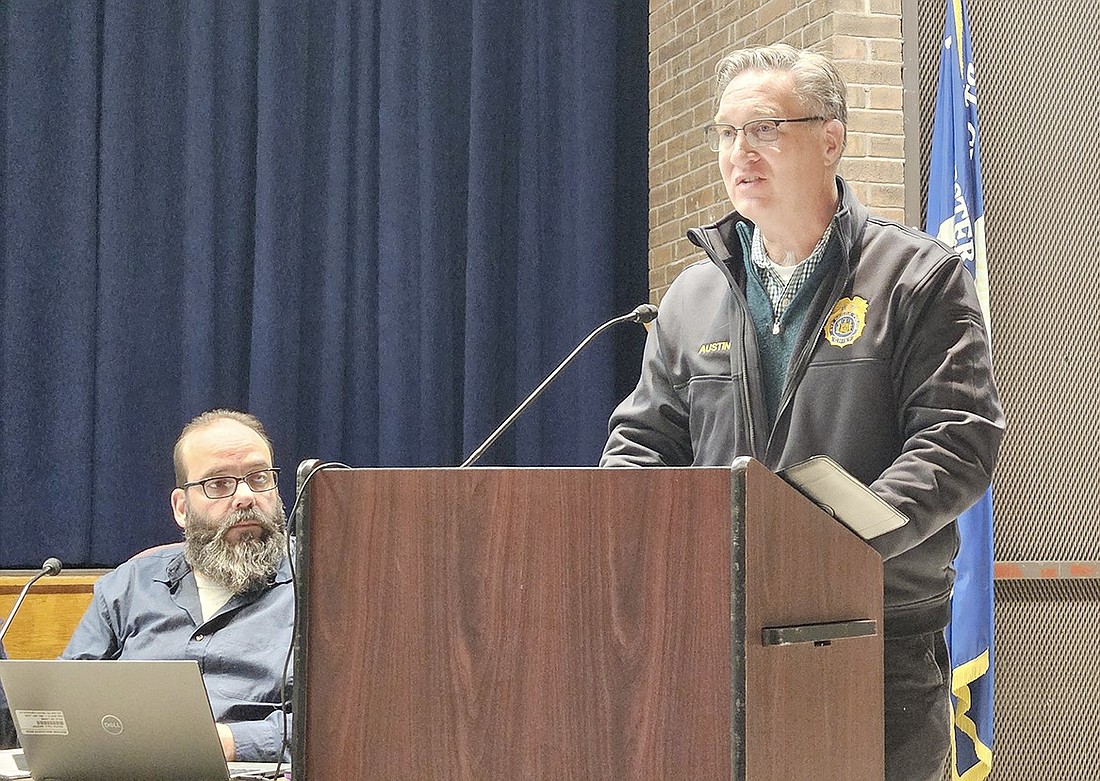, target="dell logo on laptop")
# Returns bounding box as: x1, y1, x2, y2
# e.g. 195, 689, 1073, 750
100, 714, 124, 735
